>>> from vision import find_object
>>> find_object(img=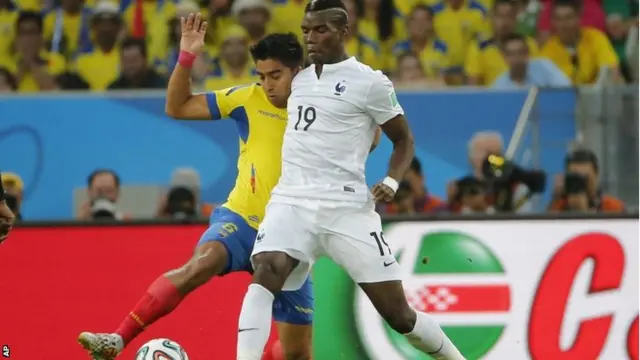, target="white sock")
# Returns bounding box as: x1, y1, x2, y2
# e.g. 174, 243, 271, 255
236, 284, 275, 360
404, 311, 466, 360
